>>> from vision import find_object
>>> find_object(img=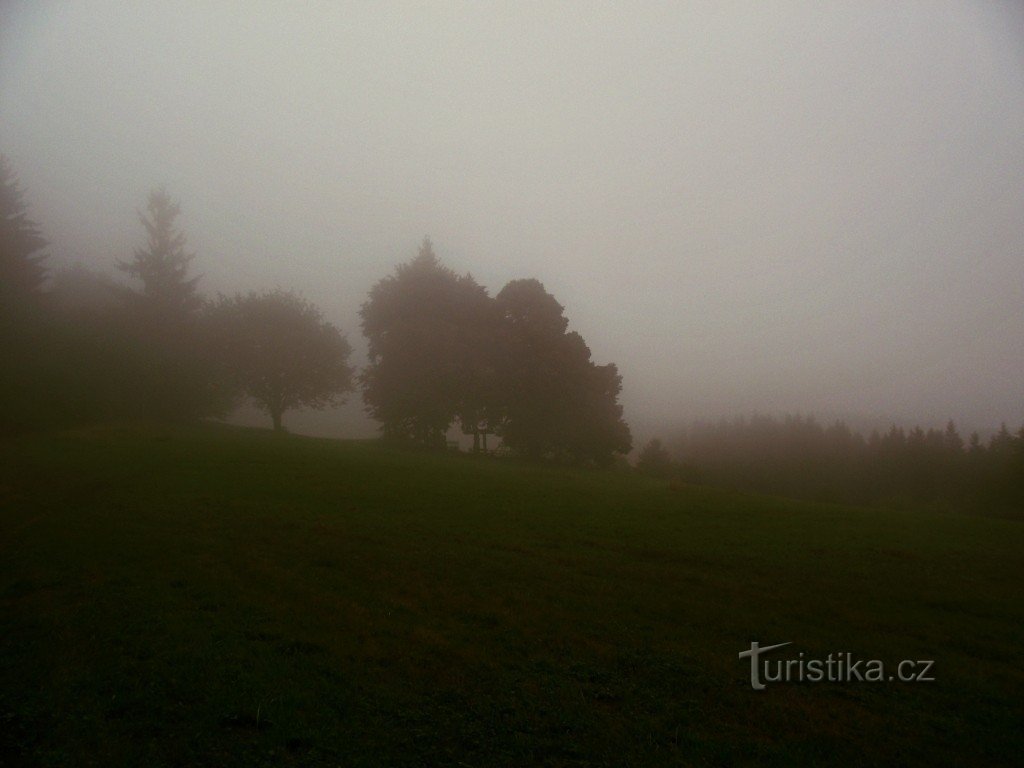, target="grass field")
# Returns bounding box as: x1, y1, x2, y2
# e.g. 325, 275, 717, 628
2, 423, 1022, 766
